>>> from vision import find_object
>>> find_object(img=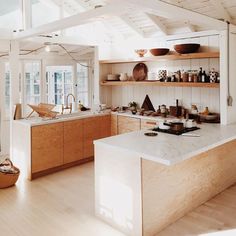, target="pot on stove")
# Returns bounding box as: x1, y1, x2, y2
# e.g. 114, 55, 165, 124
163, 122, 184, 132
